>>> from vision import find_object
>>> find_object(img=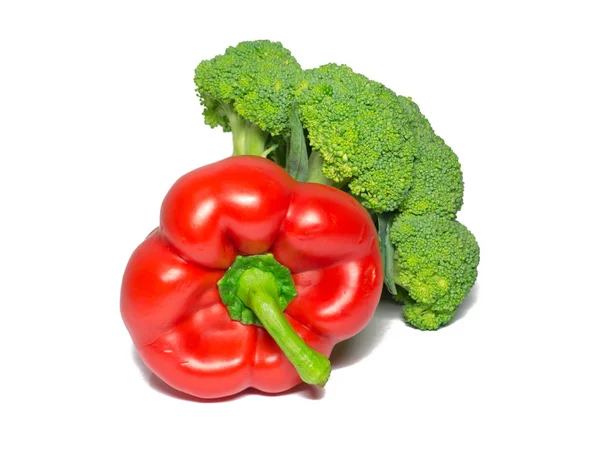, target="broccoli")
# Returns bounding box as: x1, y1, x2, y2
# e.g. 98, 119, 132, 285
193, 40, 480, 330
295, 64, 478, 329
390, 213, 480, 330
193, 40, 302, 157
396, 96, 464, 218
298, 64, 416, 213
